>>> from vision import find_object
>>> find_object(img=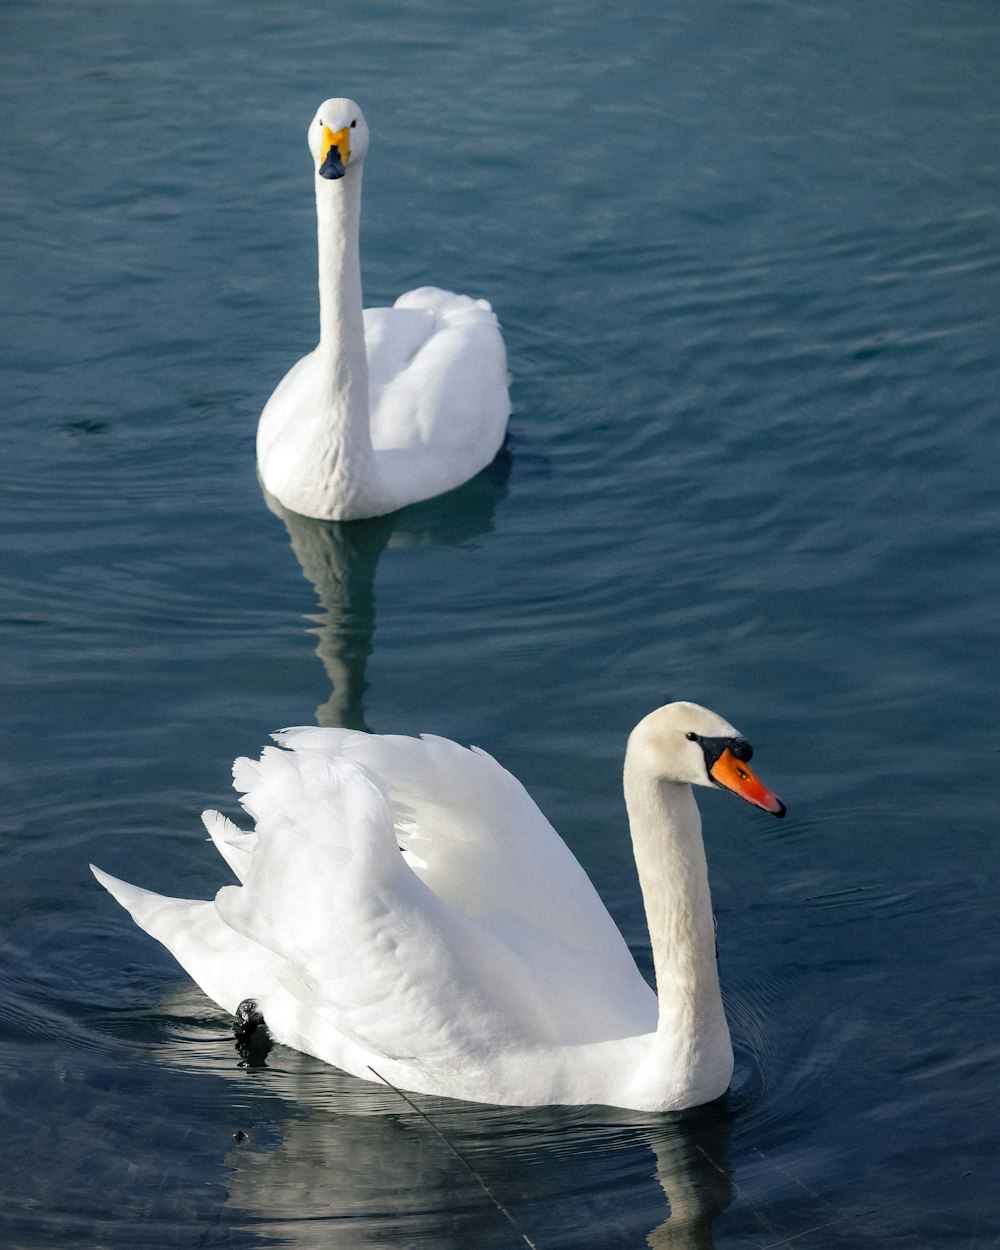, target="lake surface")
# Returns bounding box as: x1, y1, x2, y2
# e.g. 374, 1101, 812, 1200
2, 0, 999, 1245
